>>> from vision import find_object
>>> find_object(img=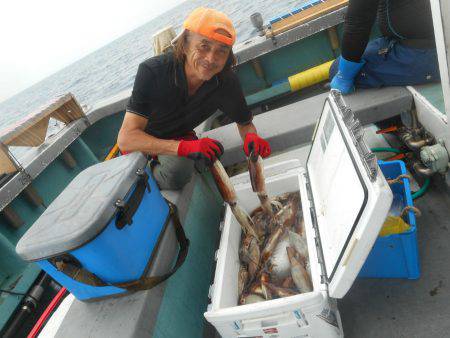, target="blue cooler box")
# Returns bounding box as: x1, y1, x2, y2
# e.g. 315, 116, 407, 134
16, 152, 188, 301
359, 160, 419, 279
